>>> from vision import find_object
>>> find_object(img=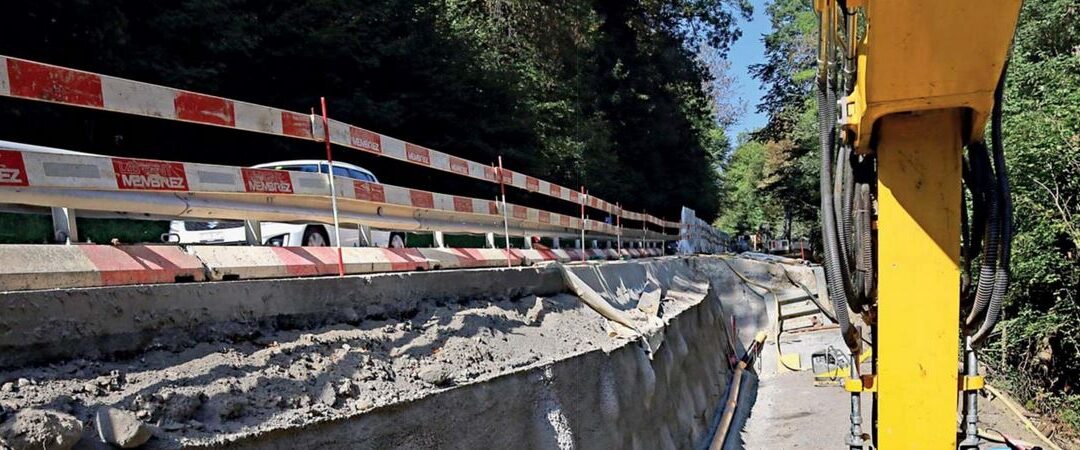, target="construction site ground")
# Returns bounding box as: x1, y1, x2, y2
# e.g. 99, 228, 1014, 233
0, 254, 1059, 449
740, 326, 1051, 449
